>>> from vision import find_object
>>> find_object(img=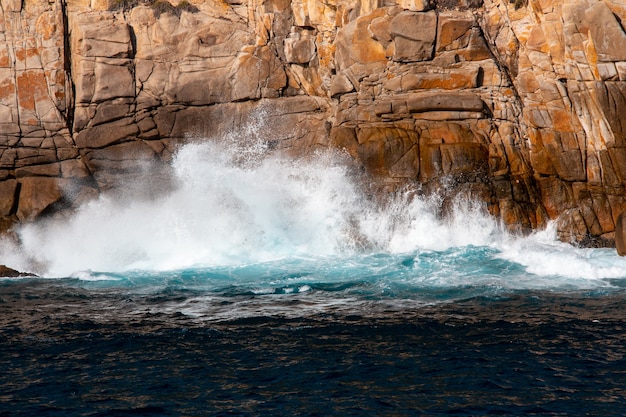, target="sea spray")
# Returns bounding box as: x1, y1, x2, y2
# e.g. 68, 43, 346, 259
12, 144, 356, 275
3, 134, 504, 278
1, 133, 626, 288
497, 223, 626, 281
